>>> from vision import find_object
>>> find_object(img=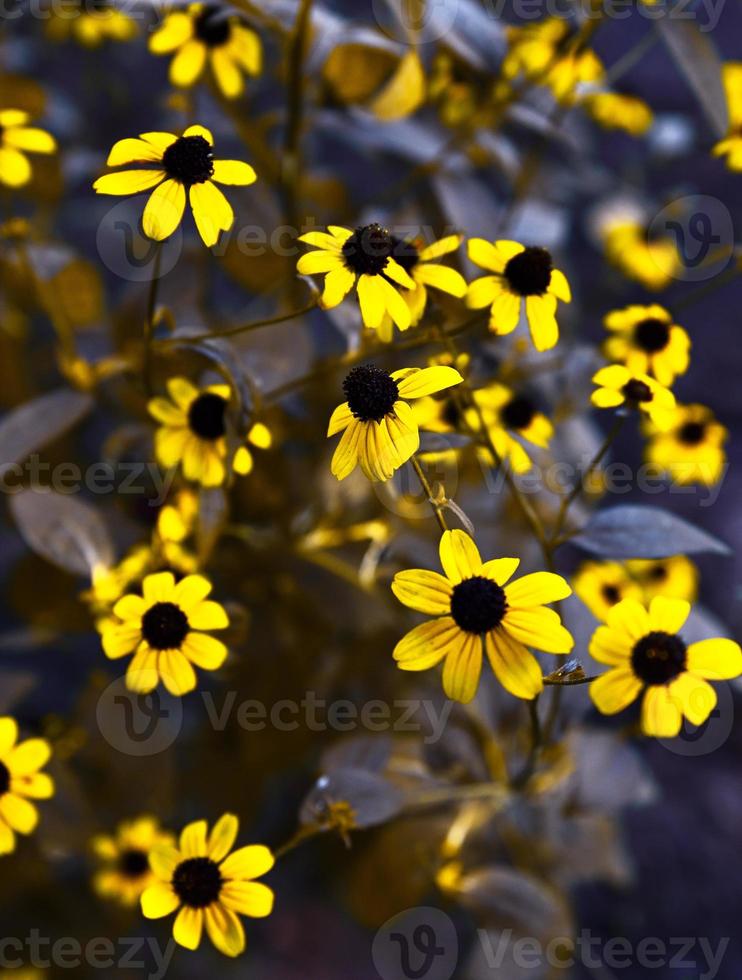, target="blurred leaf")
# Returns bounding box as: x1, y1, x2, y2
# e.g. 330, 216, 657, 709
323, 43, 398, 104
0, 671, 36, 712
0, 387, 93, 479
455, 866, 571, 938
300, 767, 403, 830
321, 734, 392, 773
571, 505, 730, 559
656, 18, 727, 138
369, 51, 426, 121
48, 258, 105, 328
